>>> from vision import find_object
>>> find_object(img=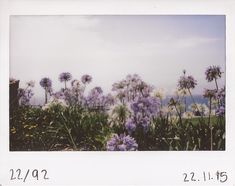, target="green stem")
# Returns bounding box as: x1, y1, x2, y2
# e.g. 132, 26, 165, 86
61, 113, 78, 150
214, 78, 219, 91
188, 89, 201, 116
174, 104, 182, 125
45, 88, 48, 104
